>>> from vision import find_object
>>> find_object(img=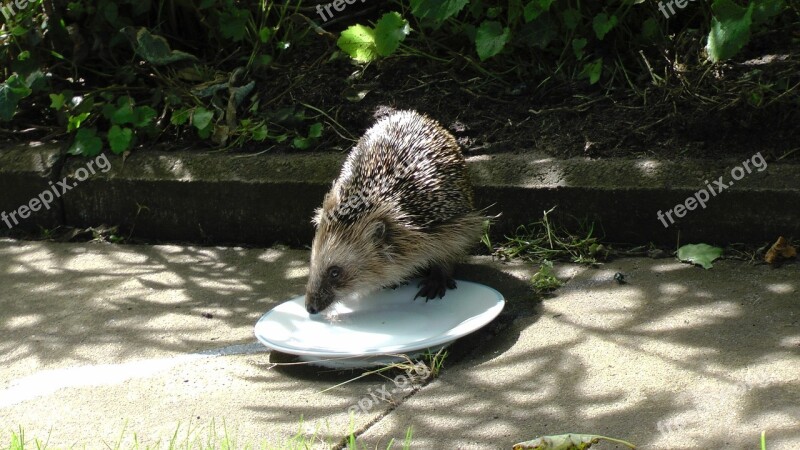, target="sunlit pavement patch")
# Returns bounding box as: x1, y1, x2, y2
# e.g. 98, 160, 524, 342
0, 342, 267, 408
